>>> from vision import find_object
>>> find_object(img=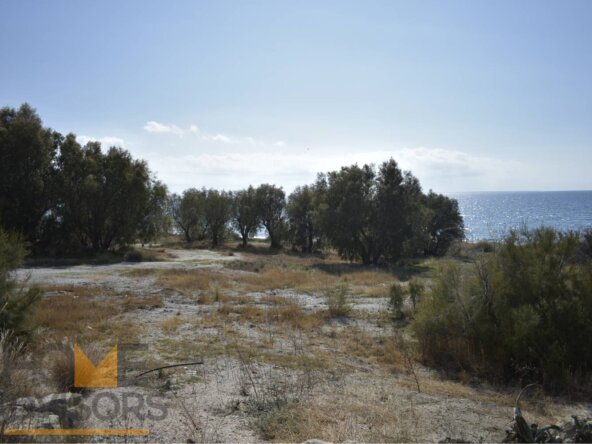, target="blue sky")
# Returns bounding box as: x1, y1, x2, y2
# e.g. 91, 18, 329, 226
1, 0, 591, 193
